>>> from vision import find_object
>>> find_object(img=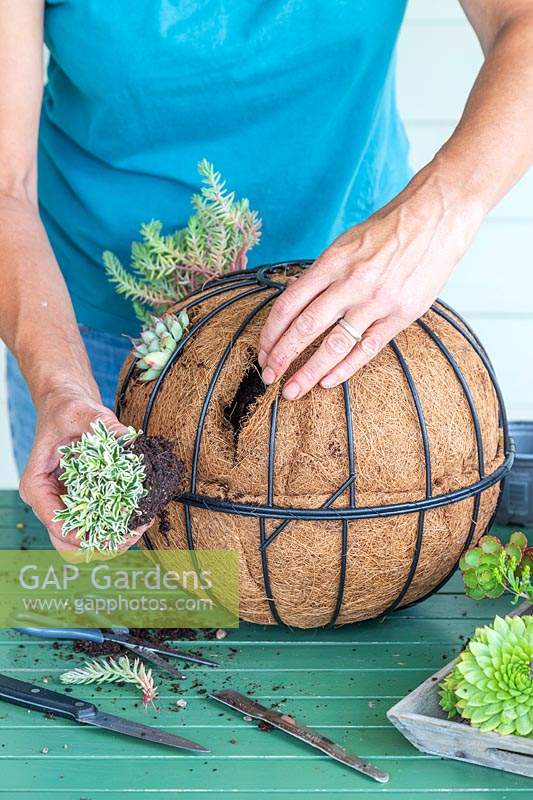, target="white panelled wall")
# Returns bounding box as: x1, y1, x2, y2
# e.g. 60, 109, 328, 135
399, 0, 533, 424
0, 1, 531, 488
